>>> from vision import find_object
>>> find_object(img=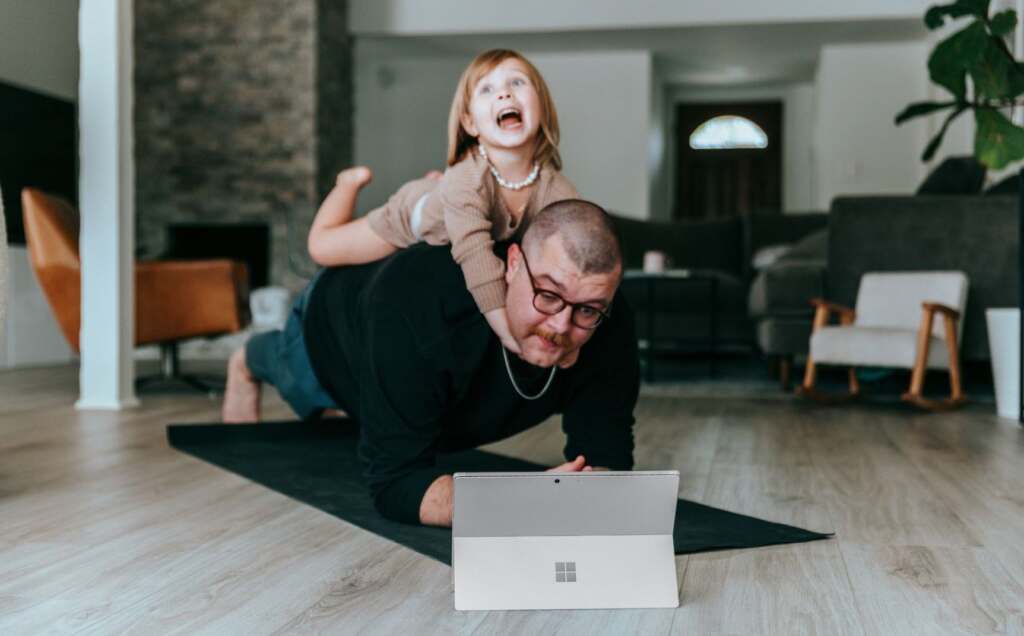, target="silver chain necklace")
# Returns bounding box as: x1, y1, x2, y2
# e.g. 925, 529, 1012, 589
478, 145, 539, 191
502, 346, 557, 400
